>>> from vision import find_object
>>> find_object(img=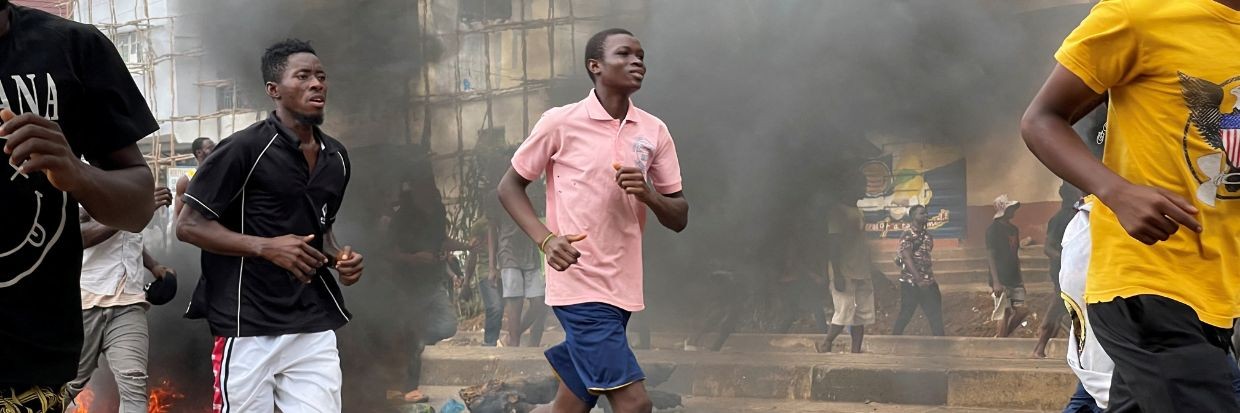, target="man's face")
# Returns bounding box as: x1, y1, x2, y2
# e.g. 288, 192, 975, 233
1004, 205, 1020, 220
590, 34, 645, 92
269, 52, 328, 125
913, 208, 929, 227
194, 140, 216, 162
